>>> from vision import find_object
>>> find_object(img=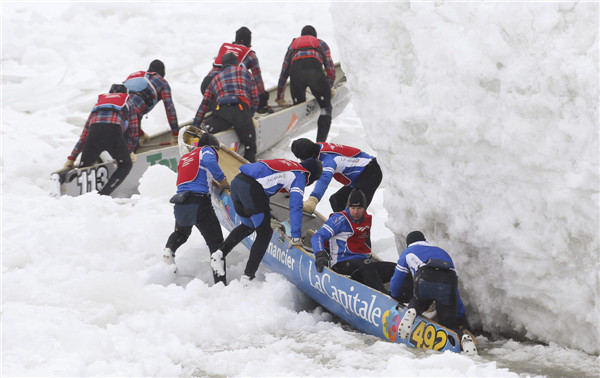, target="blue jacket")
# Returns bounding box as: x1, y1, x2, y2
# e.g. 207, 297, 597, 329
389, 241, 466, 318
310, 147, 374, 201
176, 146, 225, 194
239, 160, 307, 238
